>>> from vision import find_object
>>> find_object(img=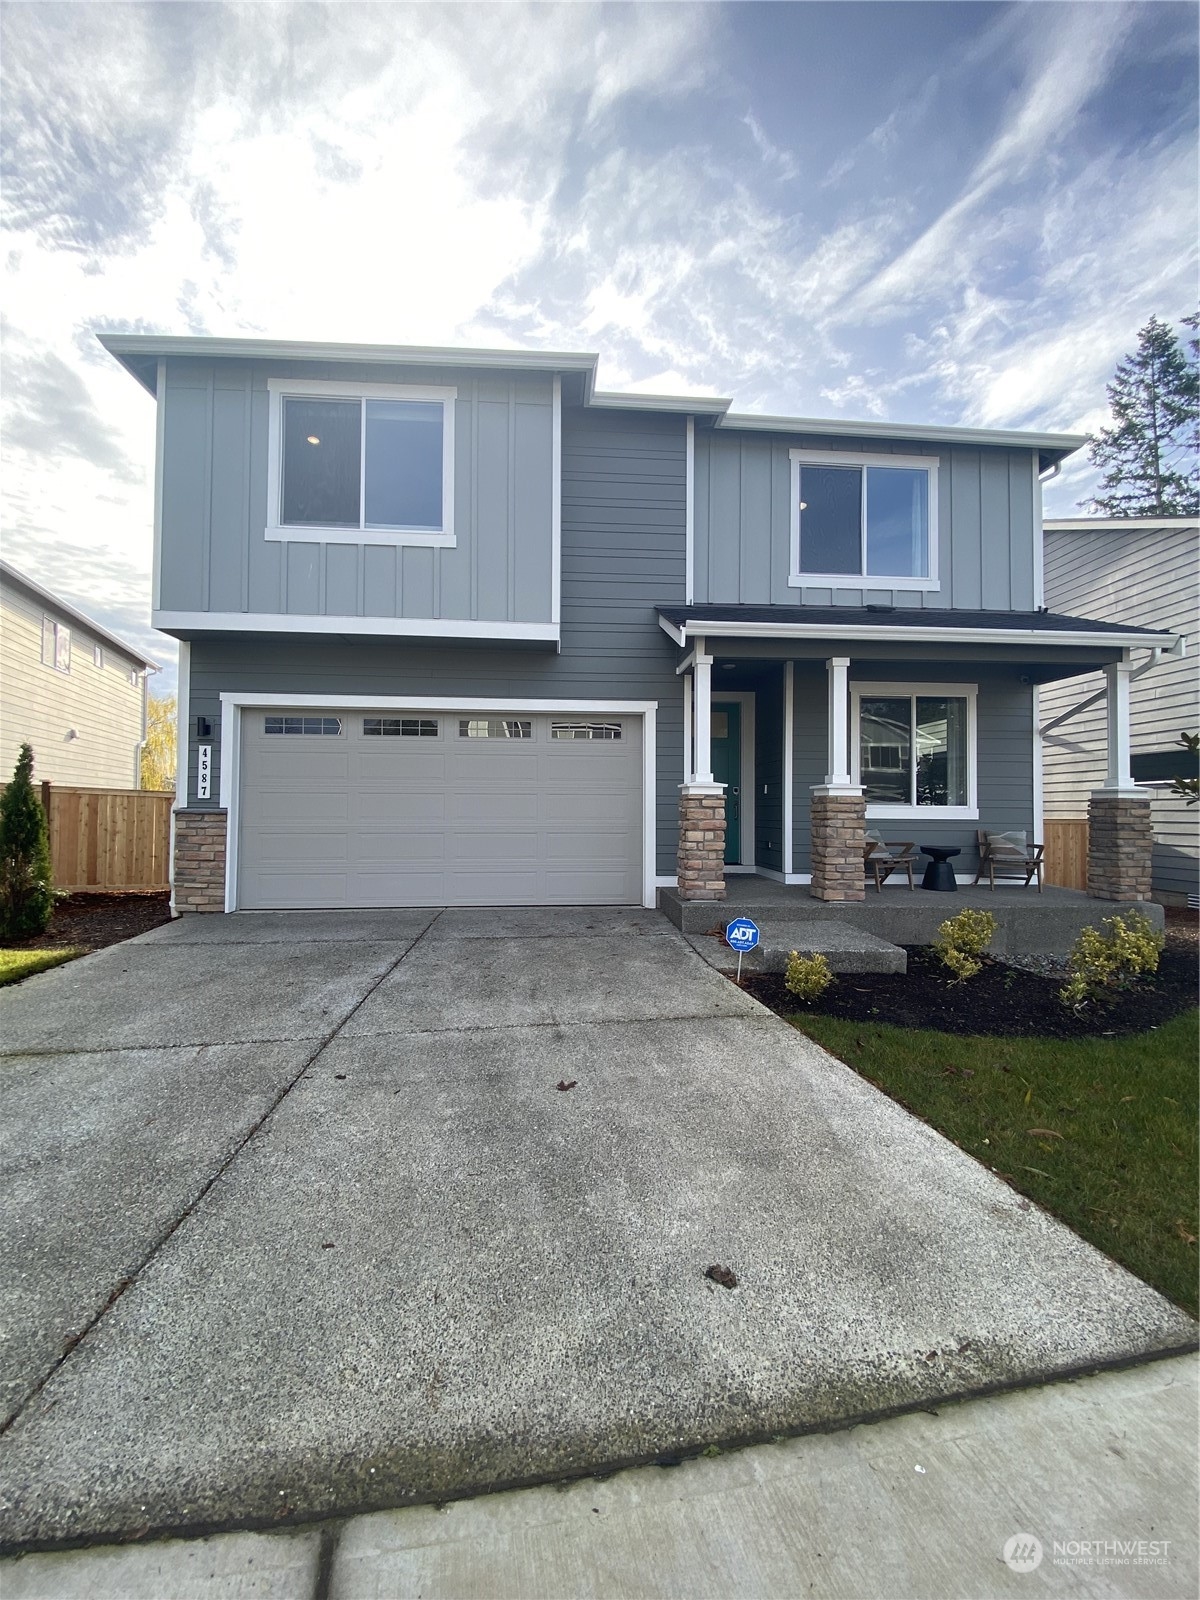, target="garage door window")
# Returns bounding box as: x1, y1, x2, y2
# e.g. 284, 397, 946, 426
264, 716, 343, 736
363, 718, 439, 737
551, 722, 623, 741
459, 718, 532, 739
